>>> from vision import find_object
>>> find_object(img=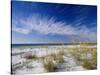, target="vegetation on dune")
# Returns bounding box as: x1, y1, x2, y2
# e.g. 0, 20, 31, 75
43, 60, 56, 72
12, 41, 97, 75
25, 54, 37, 59
82, 48, 97, 69
23, 53, 37, 59
42, 50, 65, 72
69, 43, 97, 70
56, 51, 64, 63
21, 42, 97, 72
82, 59, 97, 69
